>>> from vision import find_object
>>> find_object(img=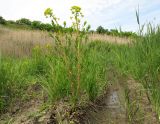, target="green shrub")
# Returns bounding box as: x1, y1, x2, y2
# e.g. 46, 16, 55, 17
0, 16, 6, 25
39, 23, 53, 31
7, 20, 16, 24
31, 21, 42, 29
96, 25, 137, 37
16, 18, 32, 25
96, 26, 106, 34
